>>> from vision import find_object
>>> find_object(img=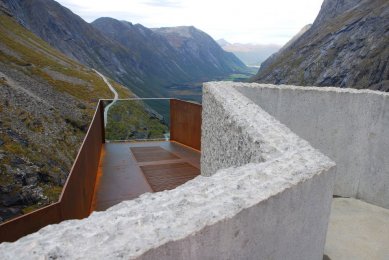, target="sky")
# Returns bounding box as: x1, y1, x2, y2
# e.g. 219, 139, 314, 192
56, 0, 324, 46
